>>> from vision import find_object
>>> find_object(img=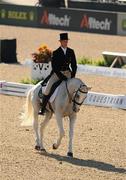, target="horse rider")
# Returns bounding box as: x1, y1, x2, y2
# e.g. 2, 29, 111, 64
40, 32, 77, 114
